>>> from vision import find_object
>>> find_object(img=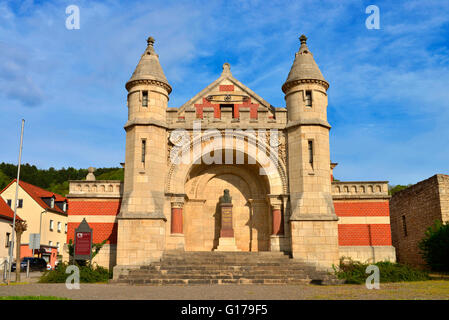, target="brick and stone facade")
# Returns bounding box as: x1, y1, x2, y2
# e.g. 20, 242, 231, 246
390, 174, 449, 268
65, 35, 396, 276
